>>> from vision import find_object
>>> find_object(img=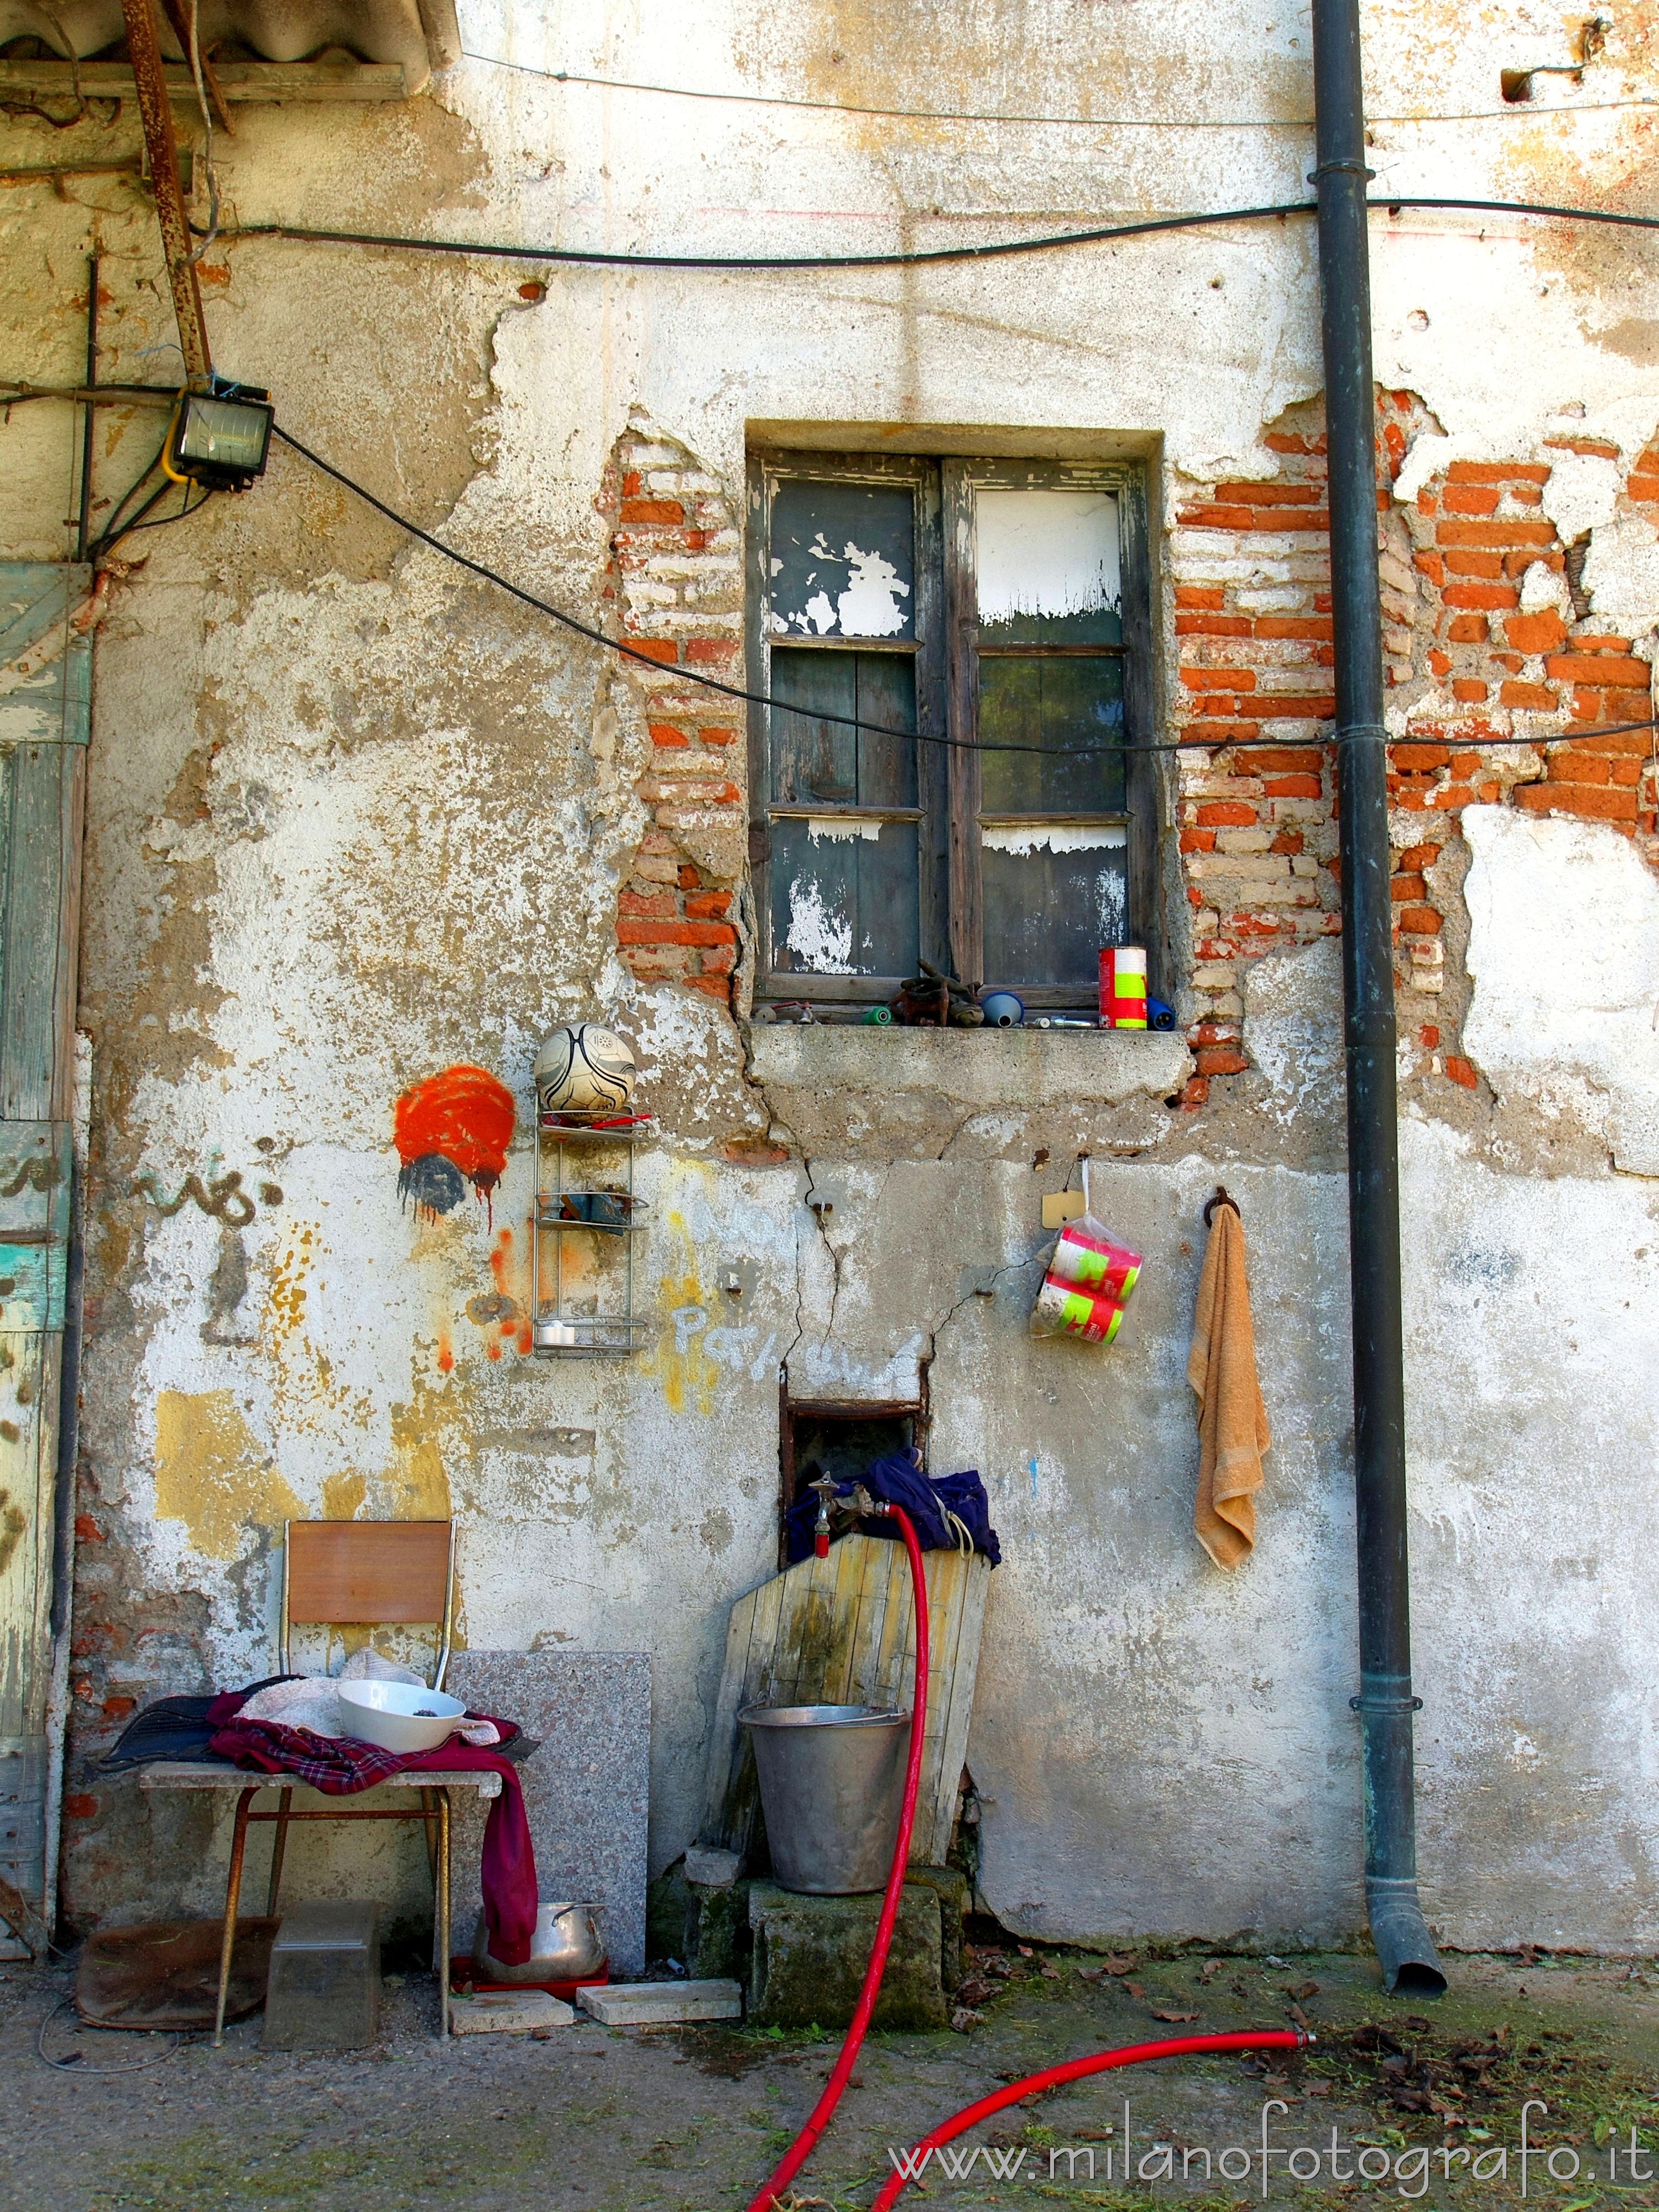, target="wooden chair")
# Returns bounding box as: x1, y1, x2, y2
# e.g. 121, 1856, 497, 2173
280, 1518, 456, 1688
140, 1519, 481, 2046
